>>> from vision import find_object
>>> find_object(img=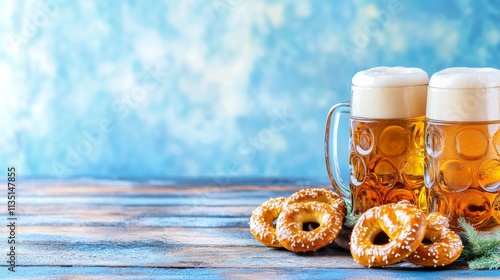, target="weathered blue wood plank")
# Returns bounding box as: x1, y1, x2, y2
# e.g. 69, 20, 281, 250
18, 226, 257, 246
17, 196, 277, 206
15, 204, 255, 217
3, 214, 250, 227
2, 267, 499, 279
16, 194, 309, 207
